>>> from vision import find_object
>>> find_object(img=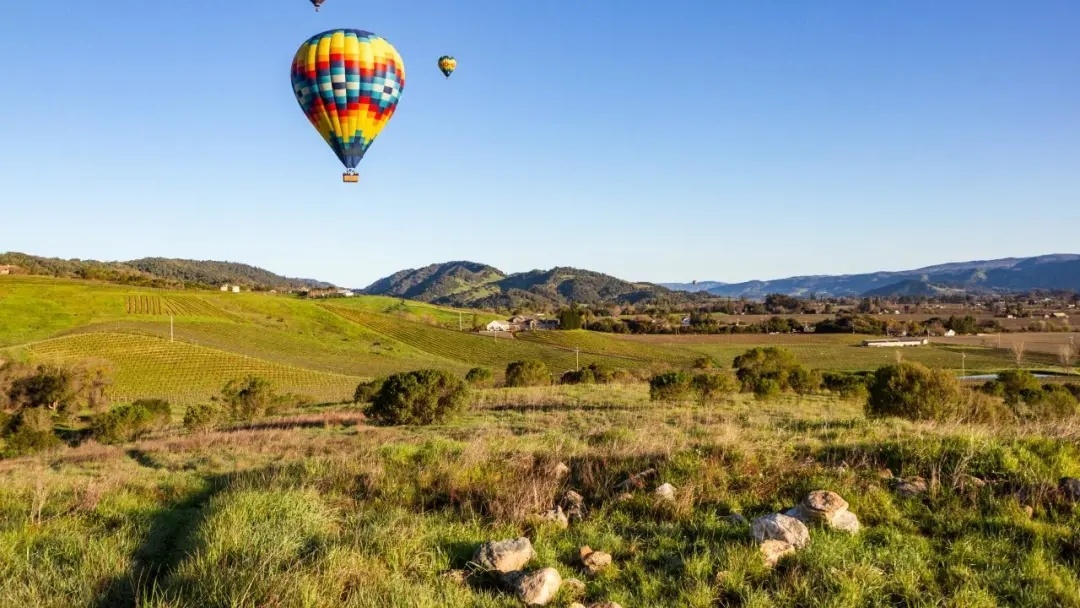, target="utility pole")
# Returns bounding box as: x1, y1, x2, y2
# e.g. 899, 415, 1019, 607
458, 311, 462, 331
170, 315, 174, 342
575, 347, 580, 371
961, 352, 966, 378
